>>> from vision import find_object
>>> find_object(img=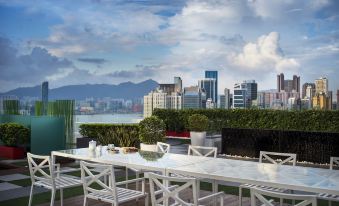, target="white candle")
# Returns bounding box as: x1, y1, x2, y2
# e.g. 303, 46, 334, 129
89, 140, 96, 151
